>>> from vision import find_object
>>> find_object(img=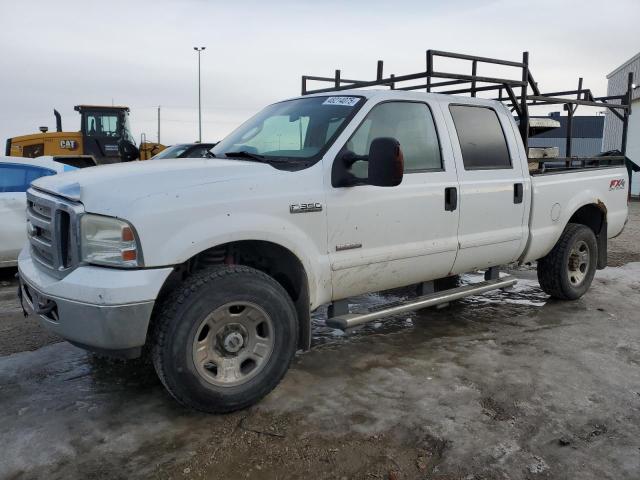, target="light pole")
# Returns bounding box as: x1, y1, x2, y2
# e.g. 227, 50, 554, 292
193, 46, 206, 142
